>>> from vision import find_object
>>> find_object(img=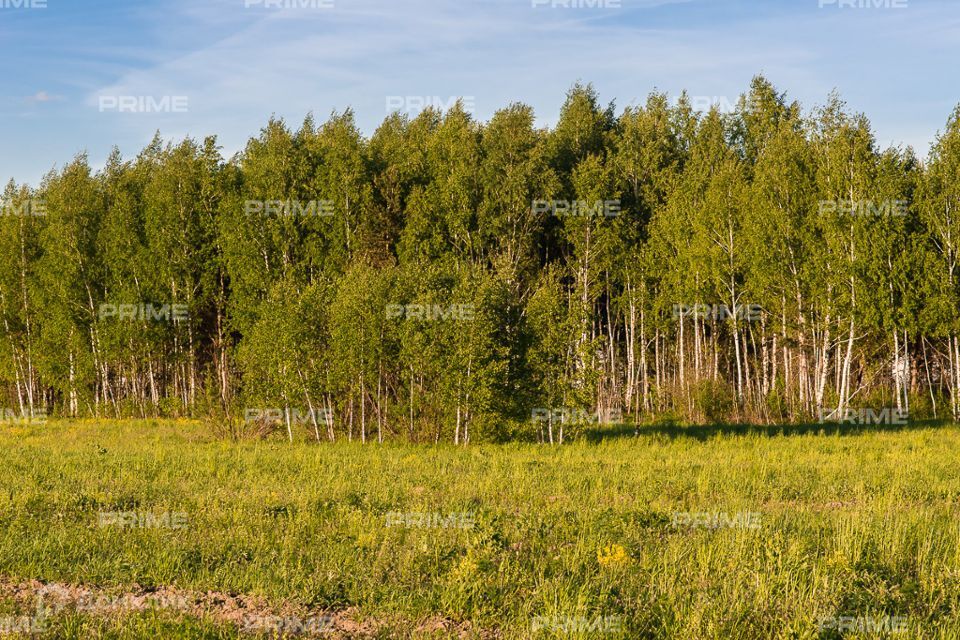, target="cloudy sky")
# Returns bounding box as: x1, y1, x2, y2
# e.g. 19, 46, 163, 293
2, 0, 958, 186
